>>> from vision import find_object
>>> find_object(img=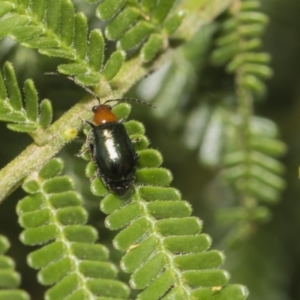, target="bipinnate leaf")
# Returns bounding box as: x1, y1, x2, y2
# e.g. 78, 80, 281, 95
184, 103, 286, 229
82, 104, 248, 299
0, 235, 30, 300
211, 0, 272, 97
0, 62, 53, 136
187, 0, 286, 242
150, 24, 217, 124
96, 0, 184, 62
17, 158, 129, 299
219, 114, 286, 228
0, 0, 124, 84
